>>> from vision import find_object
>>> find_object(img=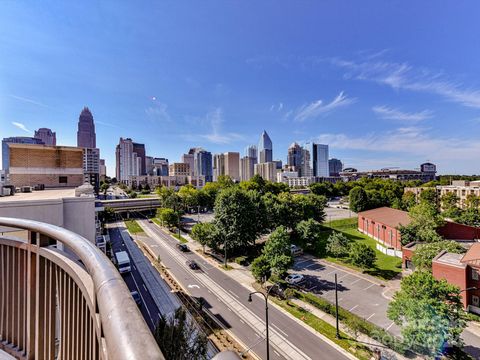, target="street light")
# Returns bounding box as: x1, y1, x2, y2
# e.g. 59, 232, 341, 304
247, 284, 278, 360
460, 287, 478, 293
